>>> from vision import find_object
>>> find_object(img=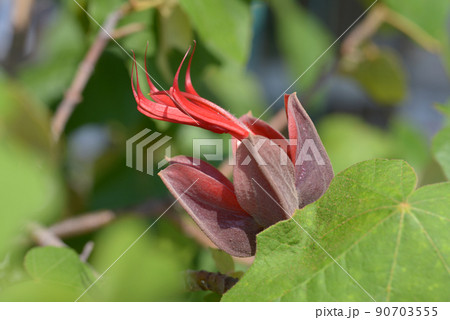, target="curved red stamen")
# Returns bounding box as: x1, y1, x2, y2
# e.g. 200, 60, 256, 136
132, 43, 251, 140
171, 48, 250, 139
172, 89, 249, 139
150, 91, 178, 107
132, 53, 199, 126
185, 40, 199, 96
144, 42, 159, 94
